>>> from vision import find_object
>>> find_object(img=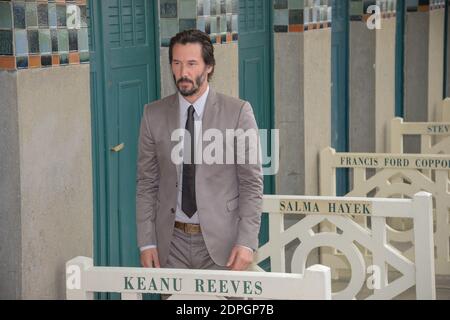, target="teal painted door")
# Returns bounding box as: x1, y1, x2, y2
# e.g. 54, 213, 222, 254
238, 0, 274, 261
88, 0, 159, 276
331, 0, 349, 196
